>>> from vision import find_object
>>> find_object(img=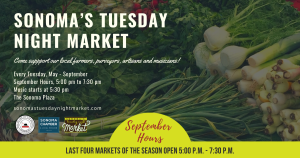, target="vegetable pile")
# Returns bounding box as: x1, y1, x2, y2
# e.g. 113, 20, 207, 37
1, 0, 300, 141
194, 0, 300, 141
258, 57, 300, 140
